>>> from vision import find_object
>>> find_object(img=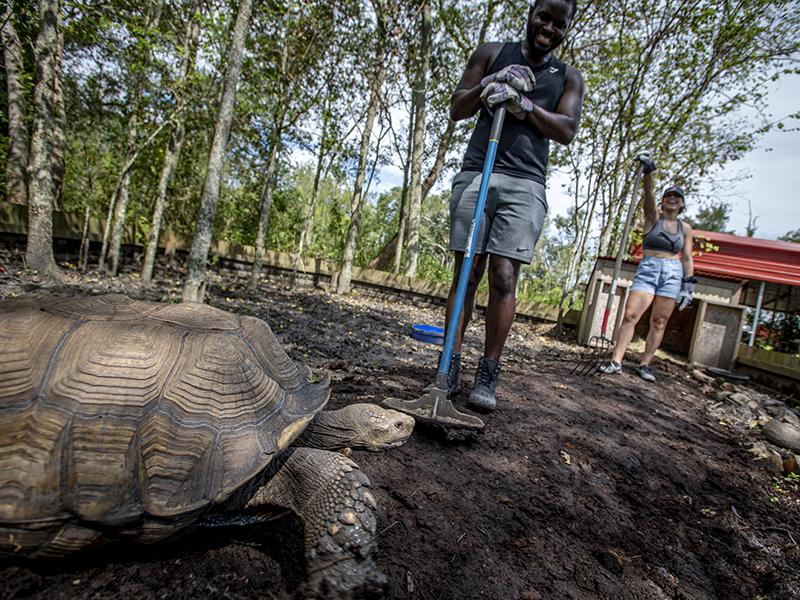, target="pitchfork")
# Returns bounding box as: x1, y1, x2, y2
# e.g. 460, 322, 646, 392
572, 161, 645, 376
